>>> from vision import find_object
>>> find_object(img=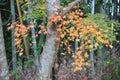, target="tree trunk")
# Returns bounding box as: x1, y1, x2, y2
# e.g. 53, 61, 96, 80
90, 1, 95, 78
102, 0, 106, 14
35, 0, 60, 80
96, 49, 103, 80
90, 50, 95, 79
91, 0, 95, 14
36, 28, 59, 80
84, 0, 88, 3
0, 10, 9, 80
11, 0, 17, 70
113, 0, 117, 20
